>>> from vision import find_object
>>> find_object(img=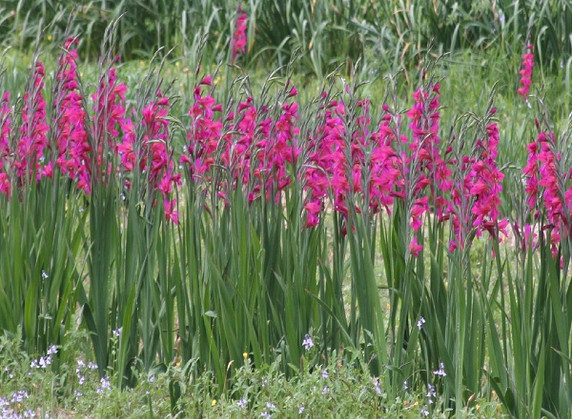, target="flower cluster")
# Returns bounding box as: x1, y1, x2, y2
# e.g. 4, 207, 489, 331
448, 114, 507, 251
231, 10, 248, 63
118, 91, 181, 223
29, 345, 58, 369
54, 37, 91, 194
0, 41, 514, 242
0, 42, 182, 223
402, 81, 451, 255
523, 126, 572, 258
14, 61, 51, 187
0, 391, 34, 418
182, 78, 300, 206
0, 92, 12, 197
517, 44, 534, 100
